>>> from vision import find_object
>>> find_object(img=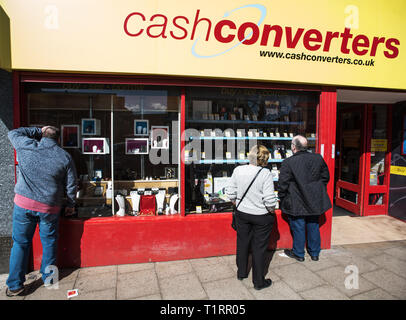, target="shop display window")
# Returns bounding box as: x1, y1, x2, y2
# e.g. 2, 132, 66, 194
25, 83, 180, 218
184, 87, 318, 215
